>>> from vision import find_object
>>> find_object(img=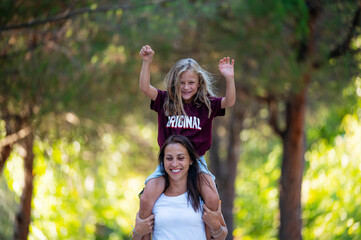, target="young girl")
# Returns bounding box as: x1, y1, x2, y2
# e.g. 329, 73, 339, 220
138, 45, 235, 238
